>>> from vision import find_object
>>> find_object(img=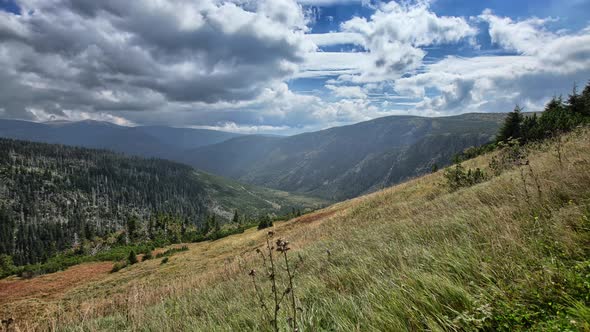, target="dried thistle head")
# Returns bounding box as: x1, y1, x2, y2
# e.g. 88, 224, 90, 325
248, 269, 256, 276
275, 238, 291, 252
267, 230, 275, 237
